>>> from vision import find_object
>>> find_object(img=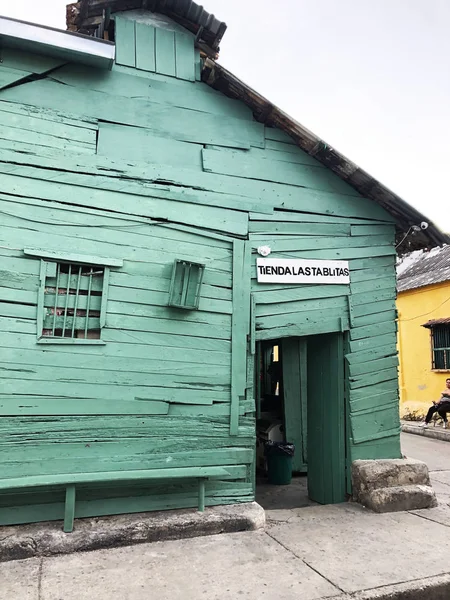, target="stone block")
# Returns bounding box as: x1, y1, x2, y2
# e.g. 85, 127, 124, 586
359, 484, 438, 513
352, 458, 430, 500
